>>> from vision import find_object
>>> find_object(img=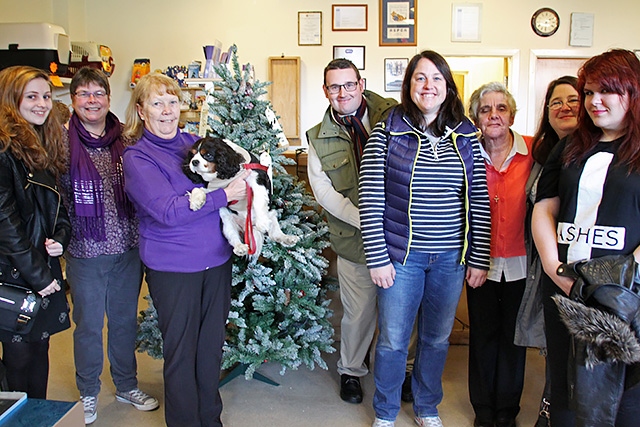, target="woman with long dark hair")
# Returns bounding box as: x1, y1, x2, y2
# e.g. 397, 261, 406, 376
359, 50, 491, 427
531, 76, 580, 166
515, 75, 579, 427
